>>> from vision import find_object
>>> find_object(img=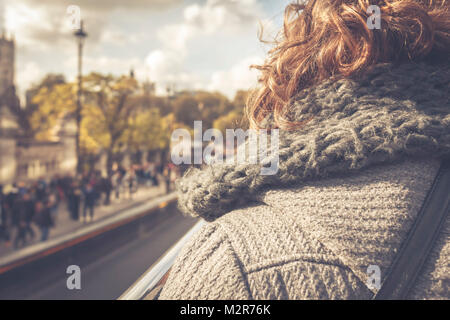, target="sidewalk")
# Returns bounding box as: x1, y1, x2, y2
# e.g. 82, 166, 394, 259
0, 183, 167, 259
